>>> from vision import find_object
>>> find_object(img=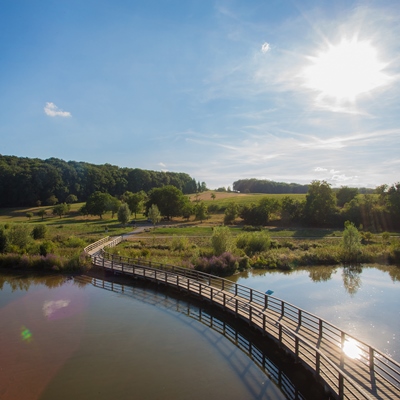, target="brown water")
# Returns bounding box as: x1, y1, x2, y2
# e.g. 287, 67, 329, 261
0, 273, 304, 400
